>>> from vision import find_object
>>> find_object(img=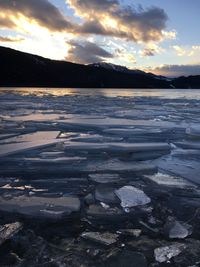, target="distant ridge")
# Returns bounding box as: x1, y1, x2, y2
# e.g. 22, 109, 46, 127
0, 46, 199, 88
